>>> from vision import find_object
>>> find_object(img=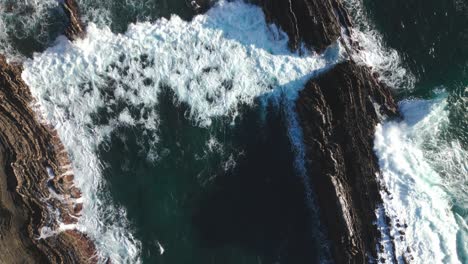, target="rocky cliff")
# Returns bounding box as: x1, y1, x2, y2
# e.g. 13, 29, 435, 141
257, 0, 400, 263
0, 1, 95, 263
0, 0, 401, 263
61, 0, 86, 41
0, 55, 96, 263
